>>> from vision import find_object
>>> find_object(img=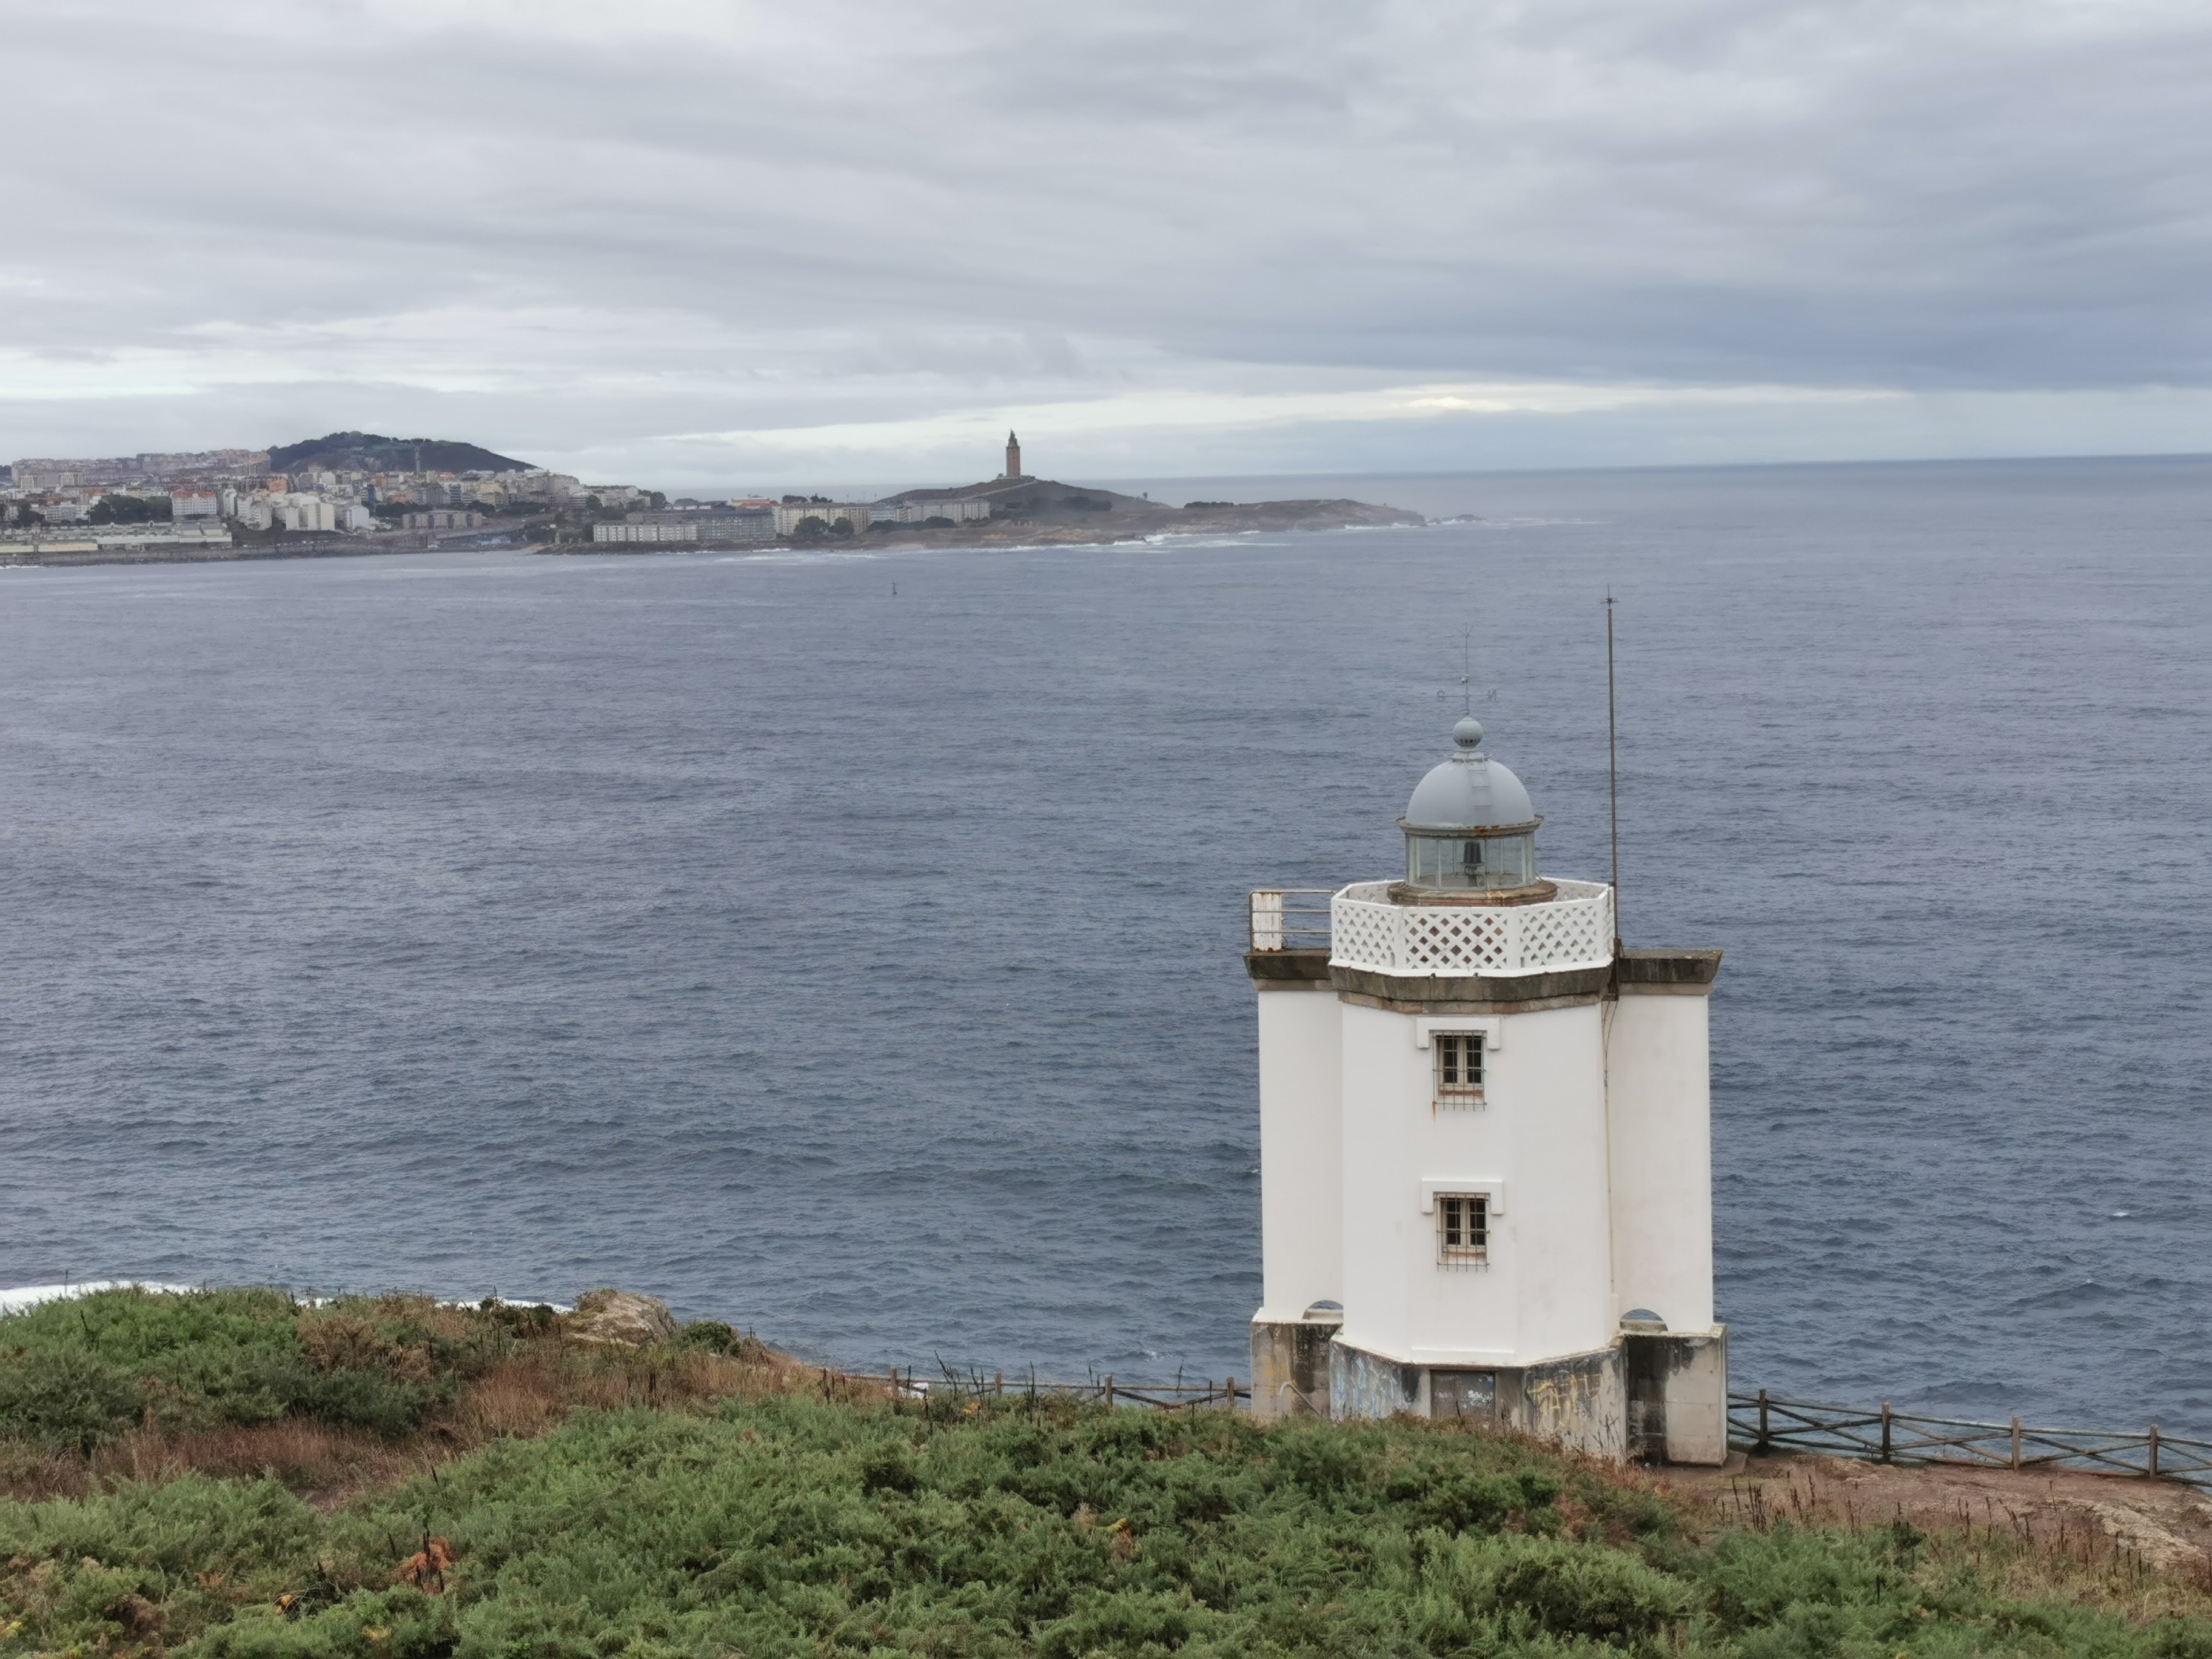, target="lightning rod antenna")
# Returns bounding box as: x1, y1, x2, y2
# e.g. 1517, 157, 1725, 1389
1604, 590, 1621, 956
1461, 627, 1472, 716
